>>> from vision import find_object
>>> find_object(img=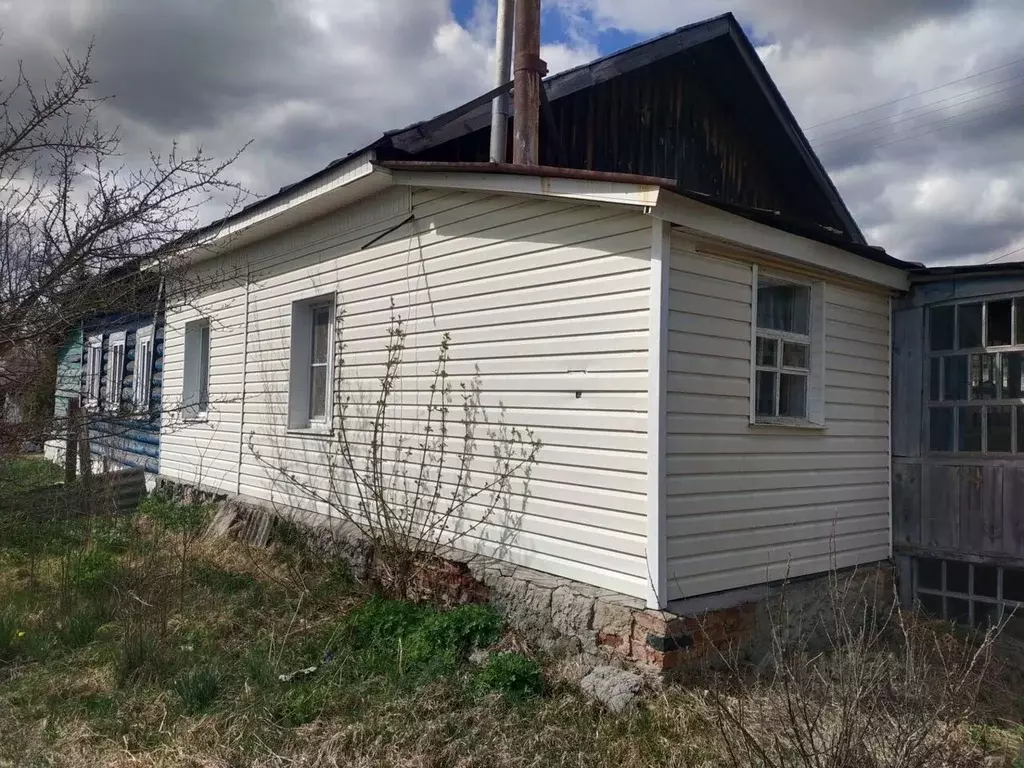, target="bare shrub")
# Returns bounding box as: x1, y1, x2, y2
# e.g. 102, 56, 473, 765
701, 569, 1001, 768
250, 311, 541, 600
